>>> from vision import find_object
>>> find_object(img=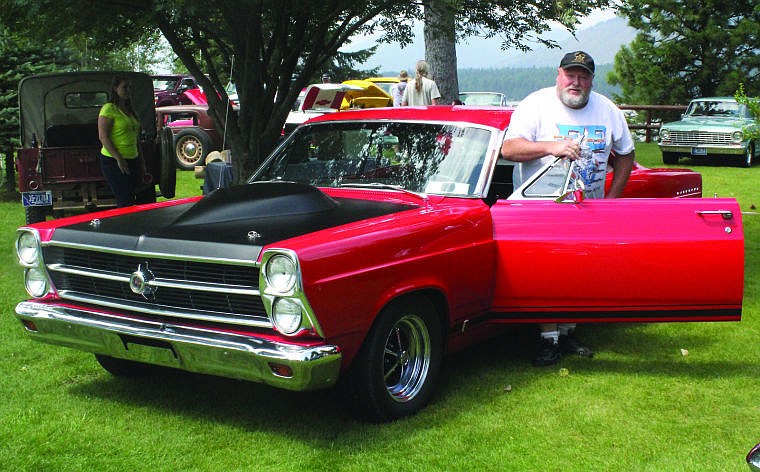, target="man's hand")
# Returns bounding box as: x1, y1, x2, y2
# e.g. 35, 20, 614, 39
550, 138, 581, 160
